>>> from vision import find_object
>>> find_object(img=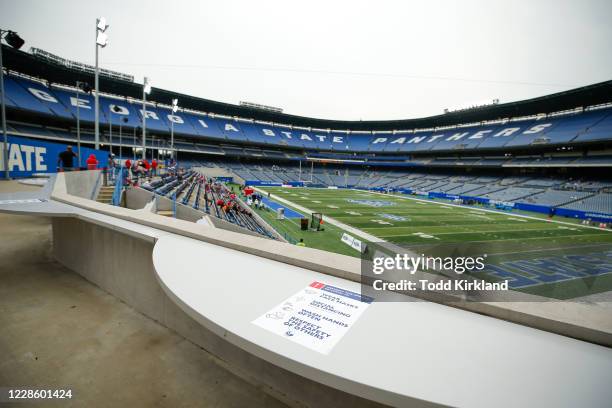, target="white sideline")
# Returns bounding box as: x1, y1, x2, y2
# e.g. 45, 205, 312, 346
254, 187, 384, 244
359, 189, 612, 233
